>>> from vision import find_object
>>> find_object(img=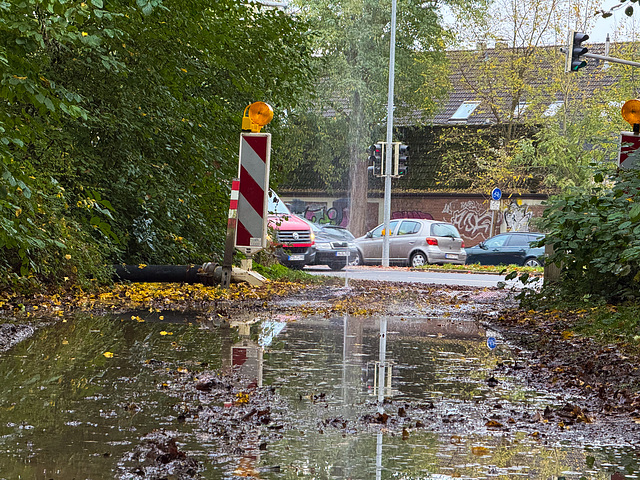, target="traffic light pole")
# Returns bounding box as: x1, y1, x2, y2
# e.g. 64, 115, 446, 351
382, 0, 397, 268
584, 52, 640, 68
560, 48, 640, 68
